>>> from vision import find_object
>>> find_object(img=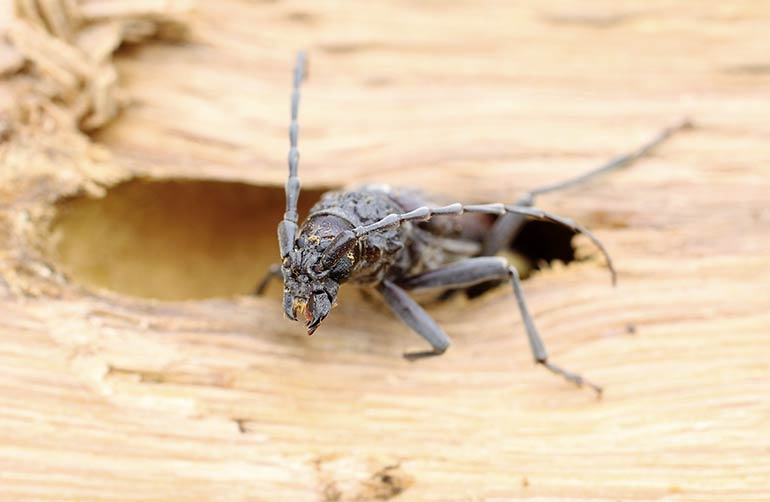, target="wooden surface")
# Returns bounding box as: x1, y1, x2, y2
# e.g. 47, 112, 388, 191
1, 1, 770, 501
